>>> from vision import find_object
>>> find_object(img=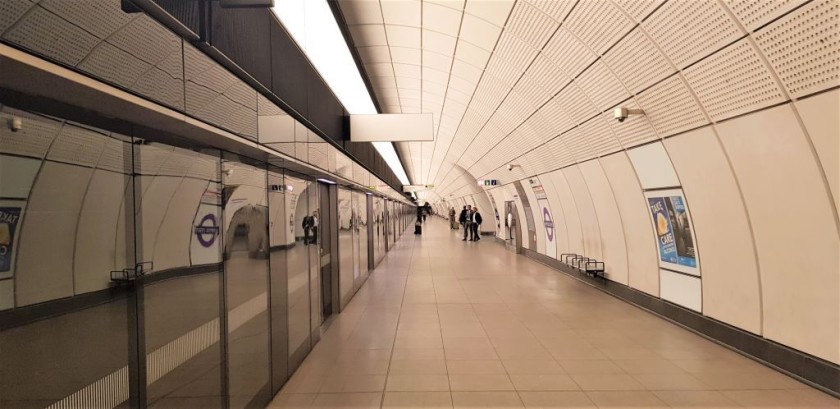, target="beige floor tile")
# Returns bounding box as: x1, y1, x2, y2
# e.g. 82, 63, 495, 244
447, 360, 508, 375
311, 392, 383, 409
584, 391, 669, 408
446, 346, 500, 360
268, 393, 317, 409
568, 373, 645, 391
611, 358, 687, 374
509, 374, 579, 391
387, 374, 451, 391
444, 337, 495, 349
502, 360, 565, 375
383, 392, 454, 409
653, 390, 741, 408
517, 391, 596, 408
451, 391, 524, 409
555, 360, 624, 375
449, 374, 515, 391
320, 375, 387, 393
393, 348, 446, 361
277, 221, 834, 408
390, 359, 448, 375
631, 372, 711, 390
441, 324, 488, 338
